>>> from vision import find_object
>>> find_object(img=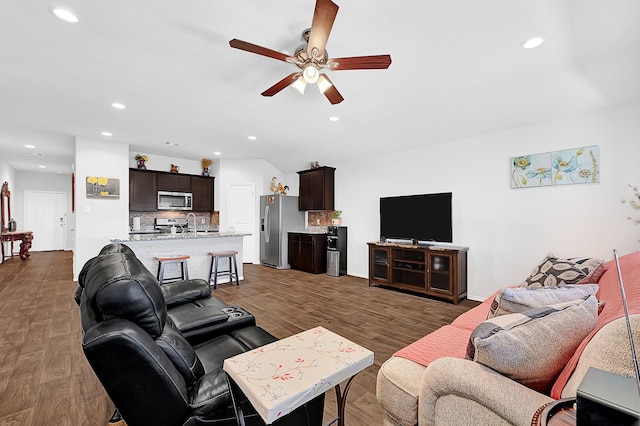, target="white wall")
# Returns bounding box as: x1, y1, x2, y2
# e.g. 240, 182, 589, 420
74, 137, 130, 279
332, 103, 640, 300
13, 171, 75, 250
